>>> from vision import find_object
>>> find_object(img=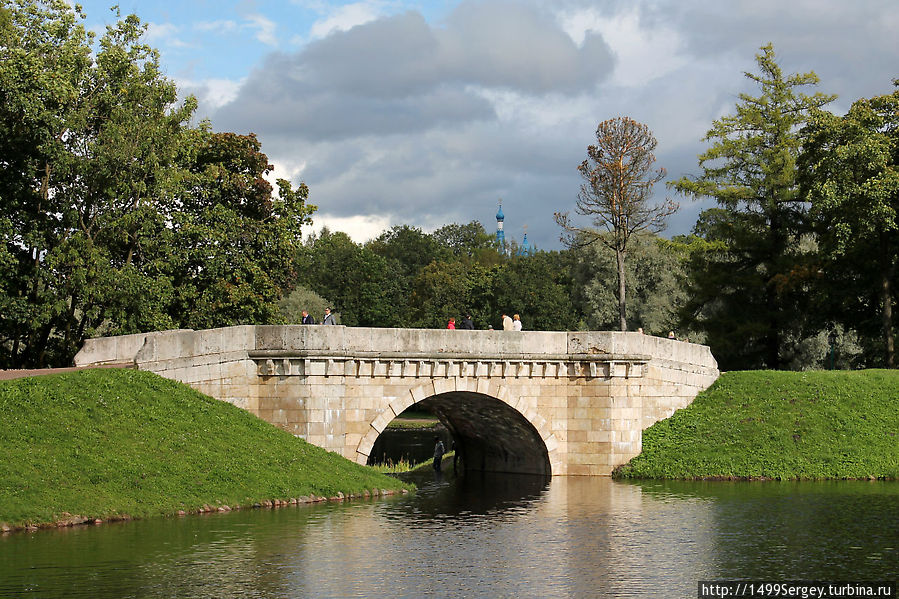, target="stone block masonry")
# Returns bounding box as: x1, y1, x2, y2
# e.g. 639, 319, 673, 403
75, 326, 719, 476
